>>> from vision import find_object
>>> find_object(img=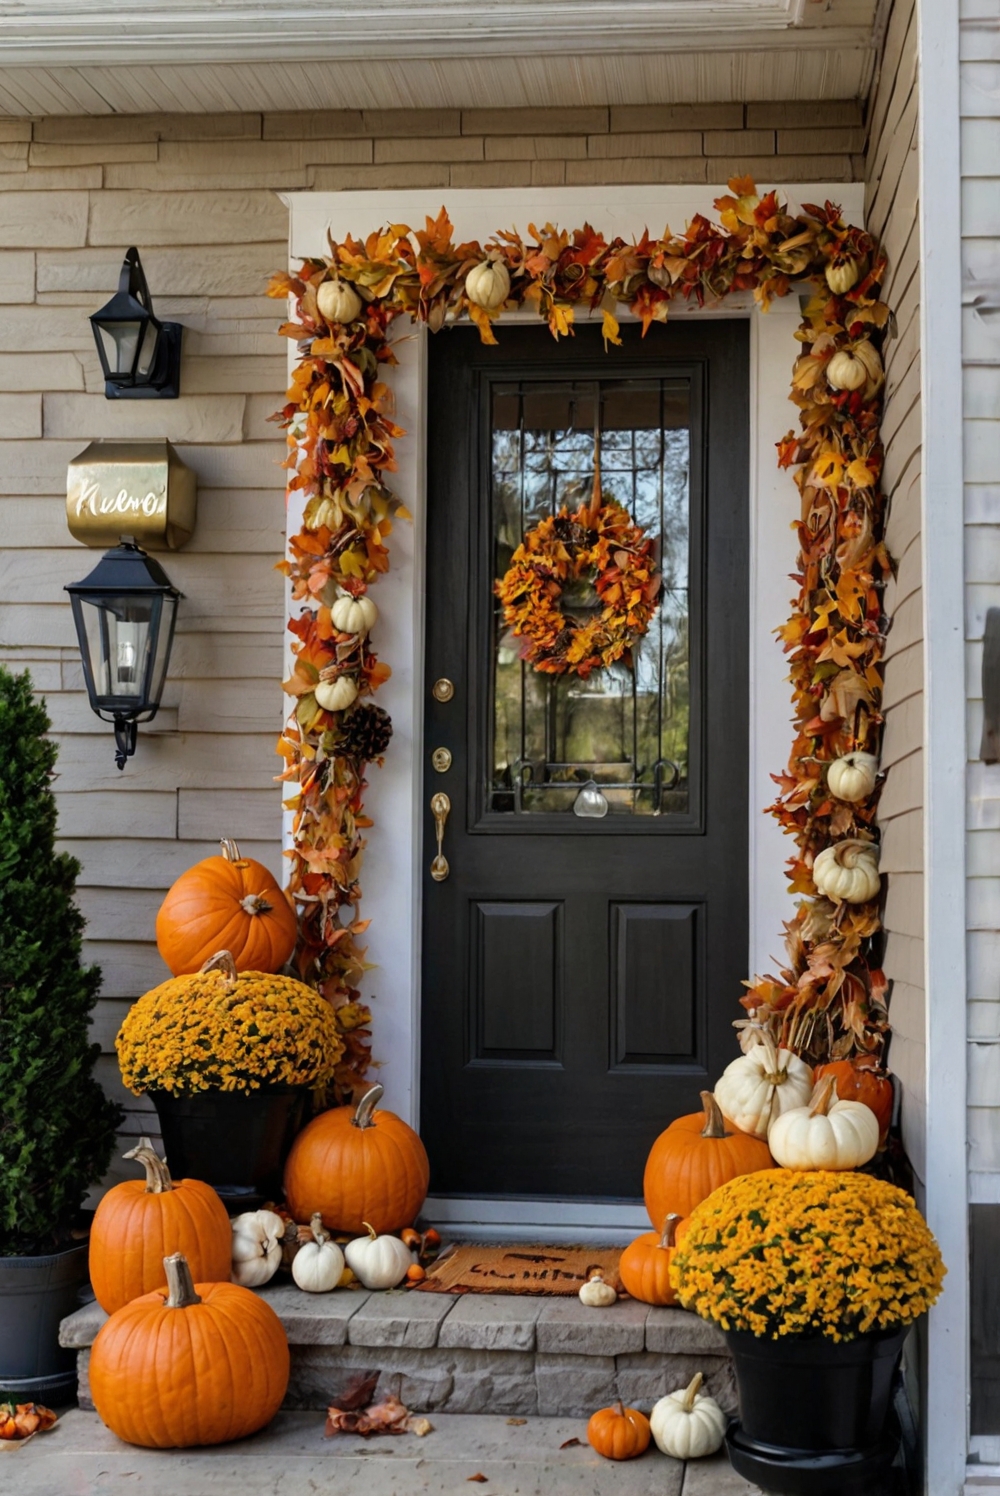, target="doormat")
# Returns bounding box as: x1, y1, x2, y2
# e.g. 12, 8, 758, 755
413, 1243, 623, 1295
